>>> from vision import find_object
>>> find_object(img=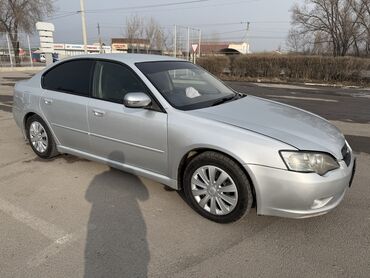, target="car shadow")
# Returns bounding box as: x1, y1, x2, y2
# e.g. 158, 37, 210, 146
84, 151, 150, 278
